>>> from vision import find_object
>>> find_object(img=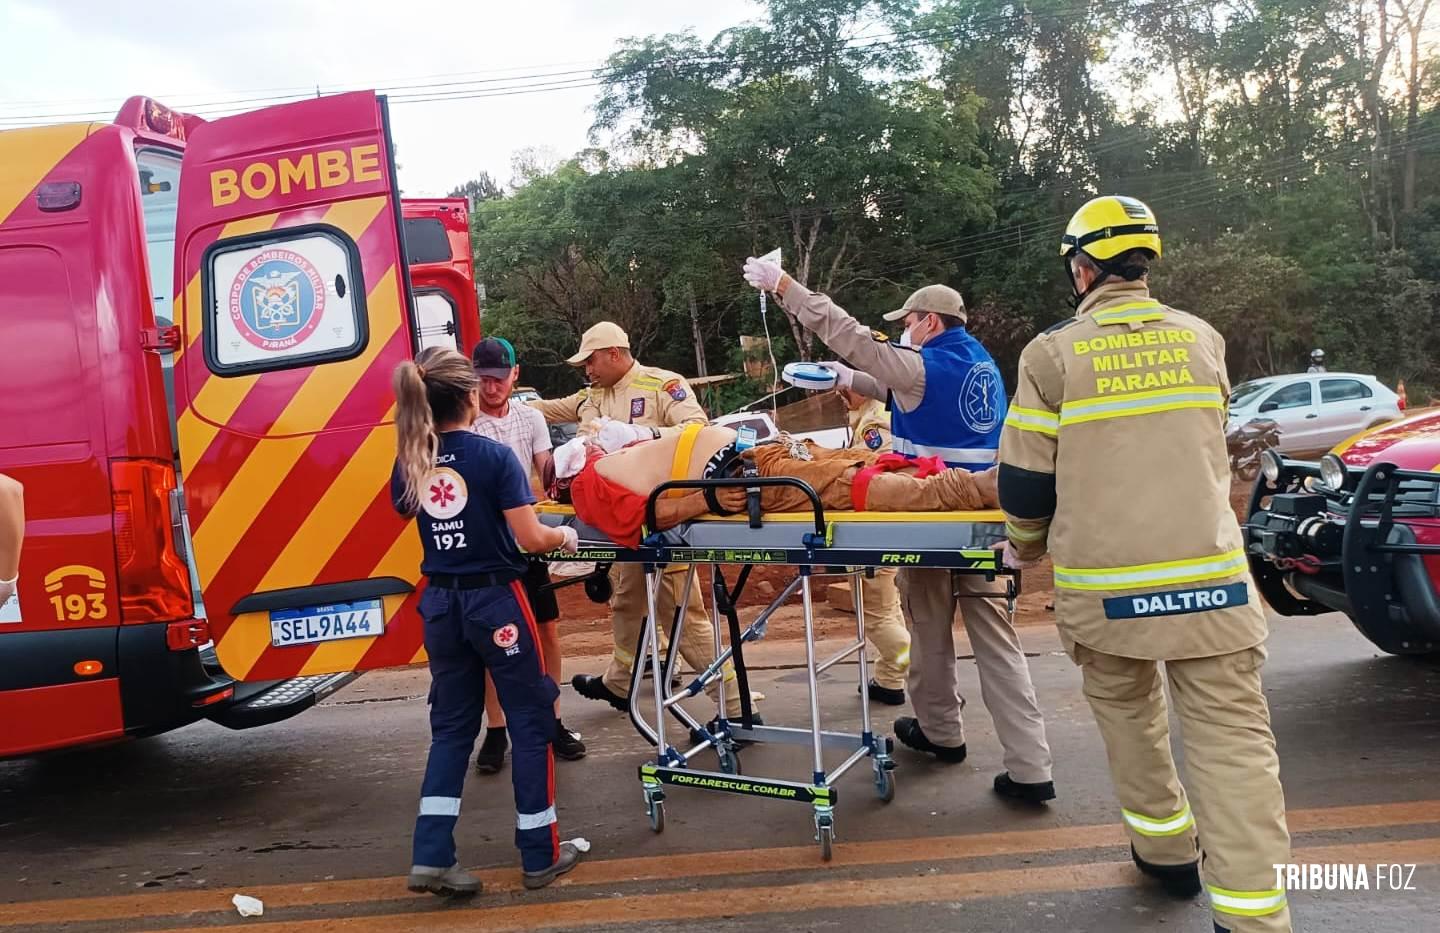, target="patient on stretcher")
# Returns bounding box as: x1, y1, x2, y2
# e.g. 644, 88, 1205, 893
550, 424, 997, 547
